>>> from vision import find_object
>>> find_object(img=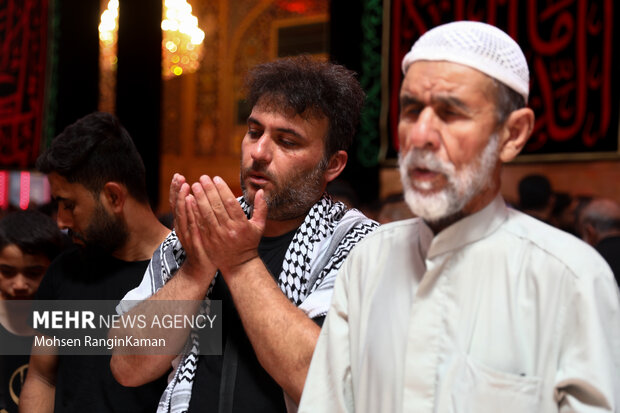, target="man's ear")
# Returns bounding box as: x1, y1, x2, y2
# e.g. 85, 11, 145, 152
582, 223, 598, 246
101, 182, 127, 213
323, 150, 348, 183
498, 107, 535, 163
